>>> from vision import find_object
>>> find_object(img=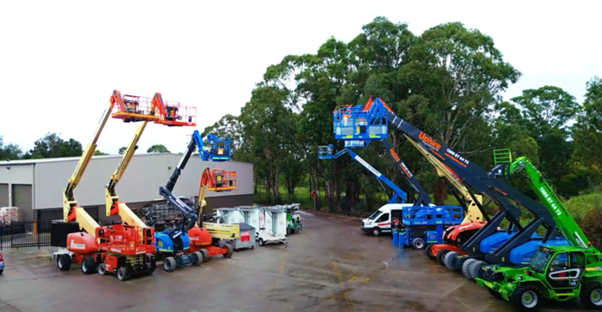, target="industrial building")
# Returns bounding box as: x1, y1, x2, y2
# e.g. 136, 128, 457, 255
0, 153, 253, 222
